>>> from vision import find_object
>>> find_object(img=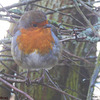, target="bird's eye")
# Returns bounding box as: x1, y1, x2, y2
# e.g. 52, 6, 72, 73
33, 24, 37, 27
